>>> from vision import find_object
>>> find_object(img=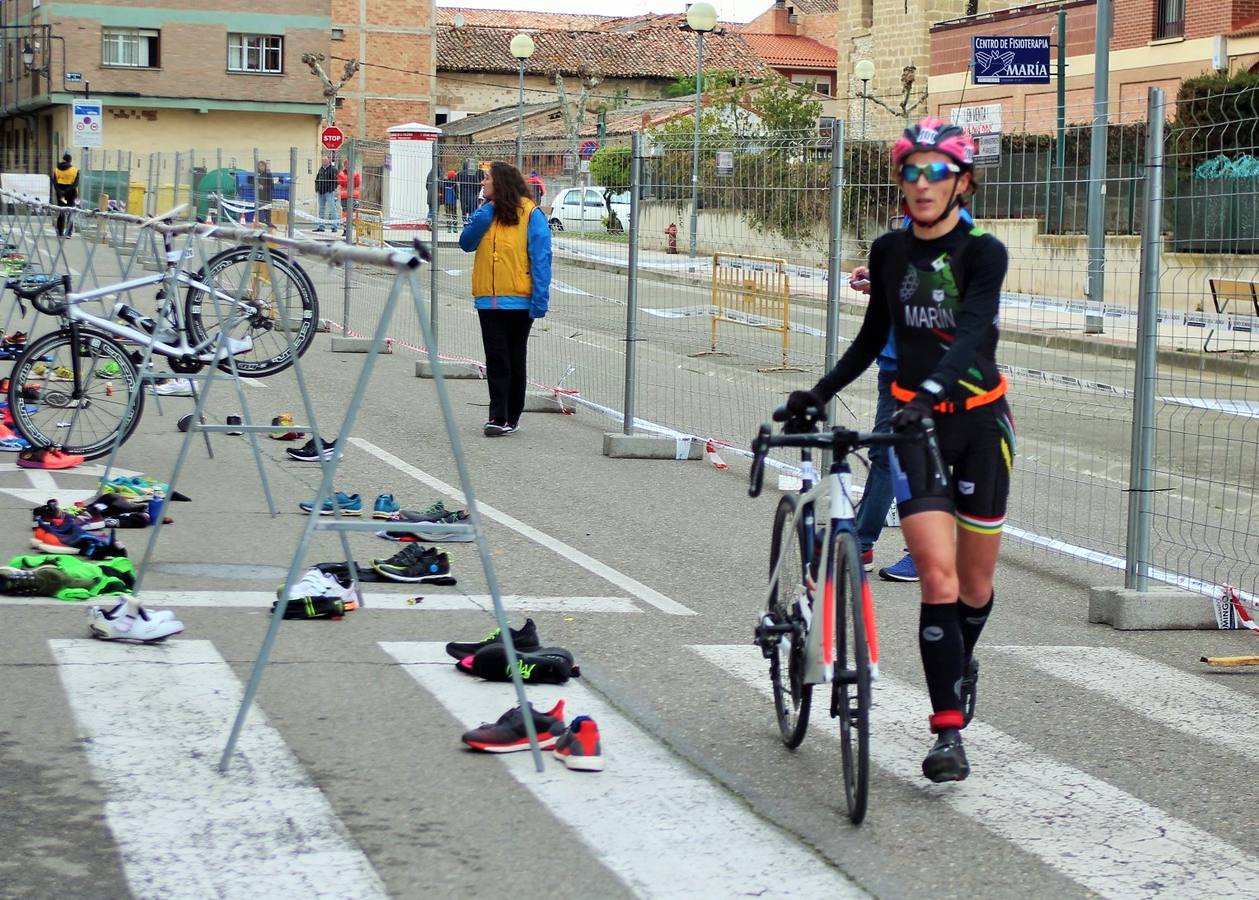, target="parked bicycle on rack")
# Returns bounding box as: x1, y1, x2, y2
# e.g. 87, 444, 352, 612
4, 226, 319, 459
749, 400, 943, 823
